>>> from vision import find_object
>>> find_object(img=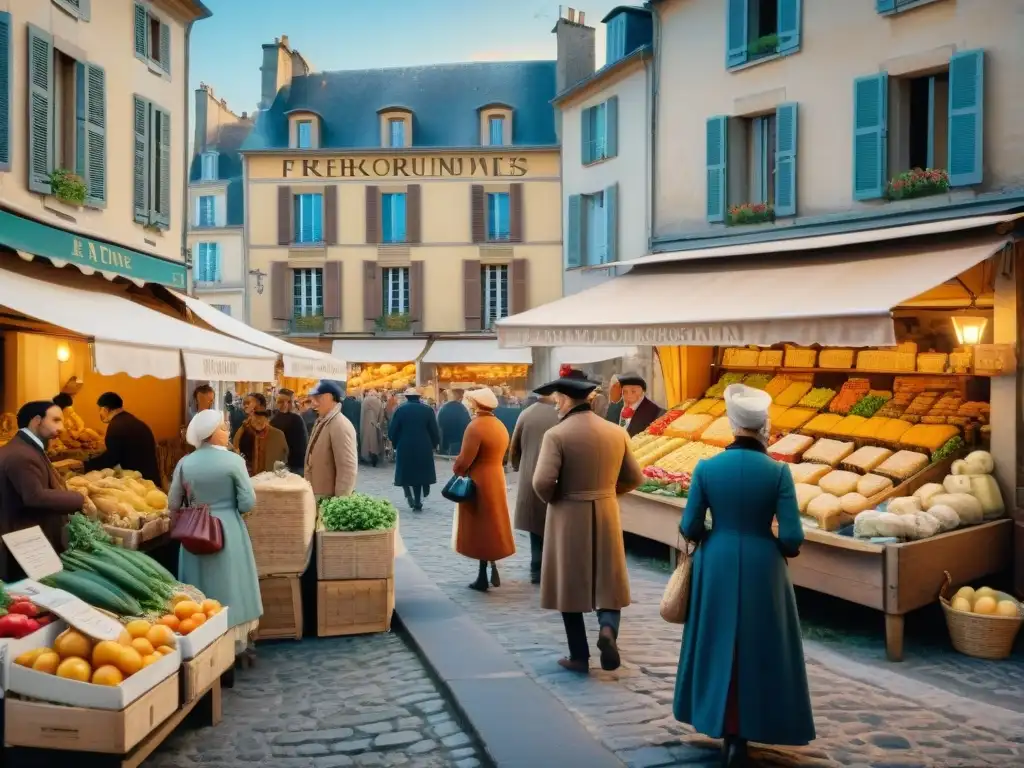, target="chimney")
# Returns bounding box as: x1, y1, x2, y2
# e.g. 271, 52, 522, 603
260, 34, 294, 109
552, 6, 595, 94
193, 86, 211, 152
